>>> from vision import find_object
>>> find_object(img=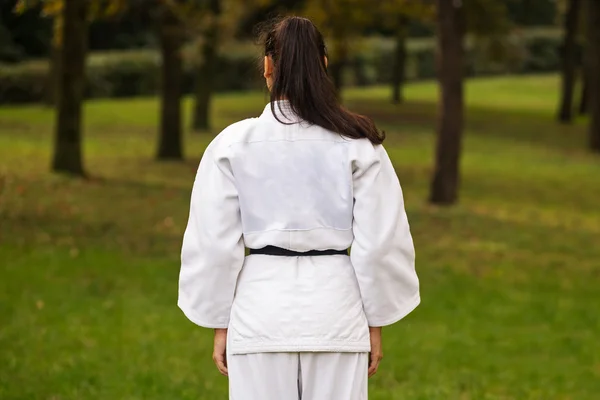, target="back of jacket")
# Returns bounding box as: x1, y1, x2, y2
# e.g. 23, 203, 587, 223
178, 101, 420, 353
230, 101, 354, 251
